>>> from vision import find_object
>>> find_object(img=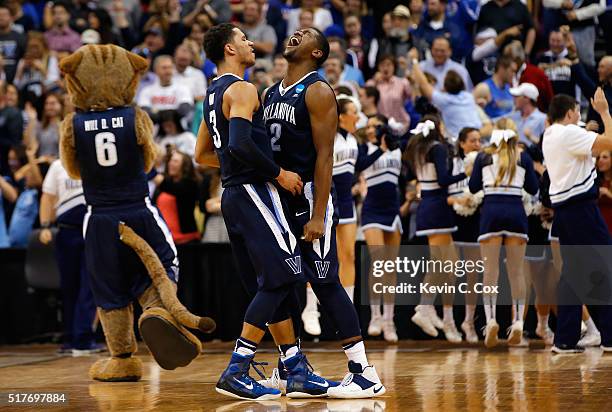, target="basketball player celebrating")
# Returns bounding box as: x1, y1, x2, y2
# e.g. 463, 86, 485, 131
196, 24, 337, 399
542, 88, 612, 353
262, 28, 386, 398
